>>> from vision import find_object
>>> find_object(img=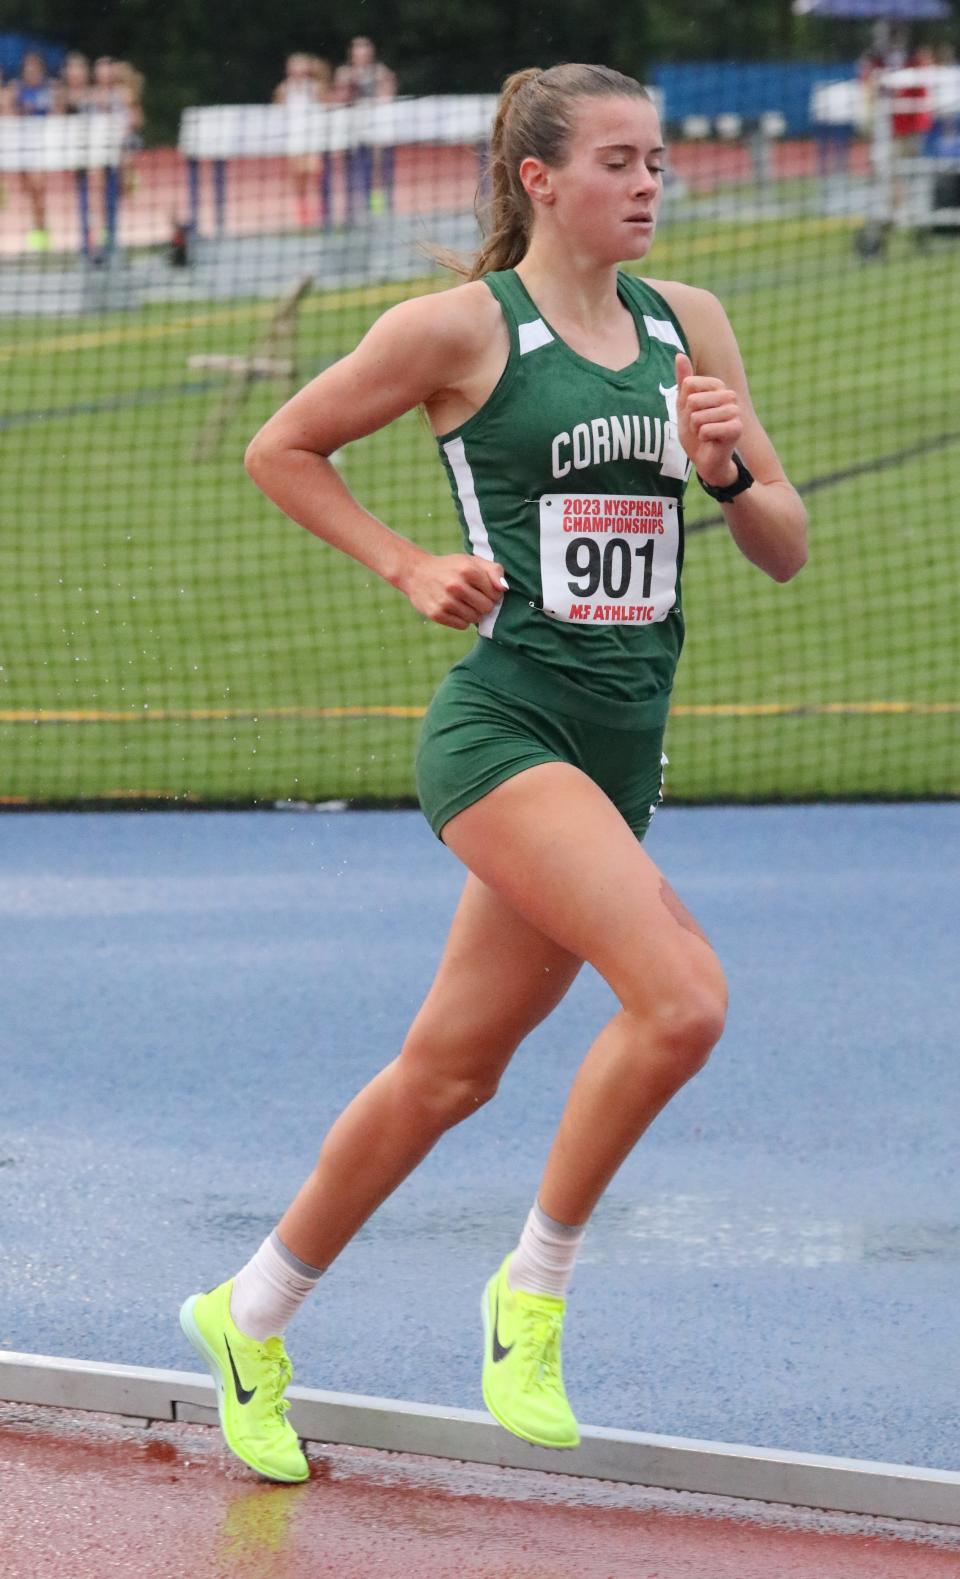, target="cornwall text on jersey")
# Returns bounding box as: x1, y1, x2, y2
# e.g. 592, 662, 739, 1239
550, 399, 690, 484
